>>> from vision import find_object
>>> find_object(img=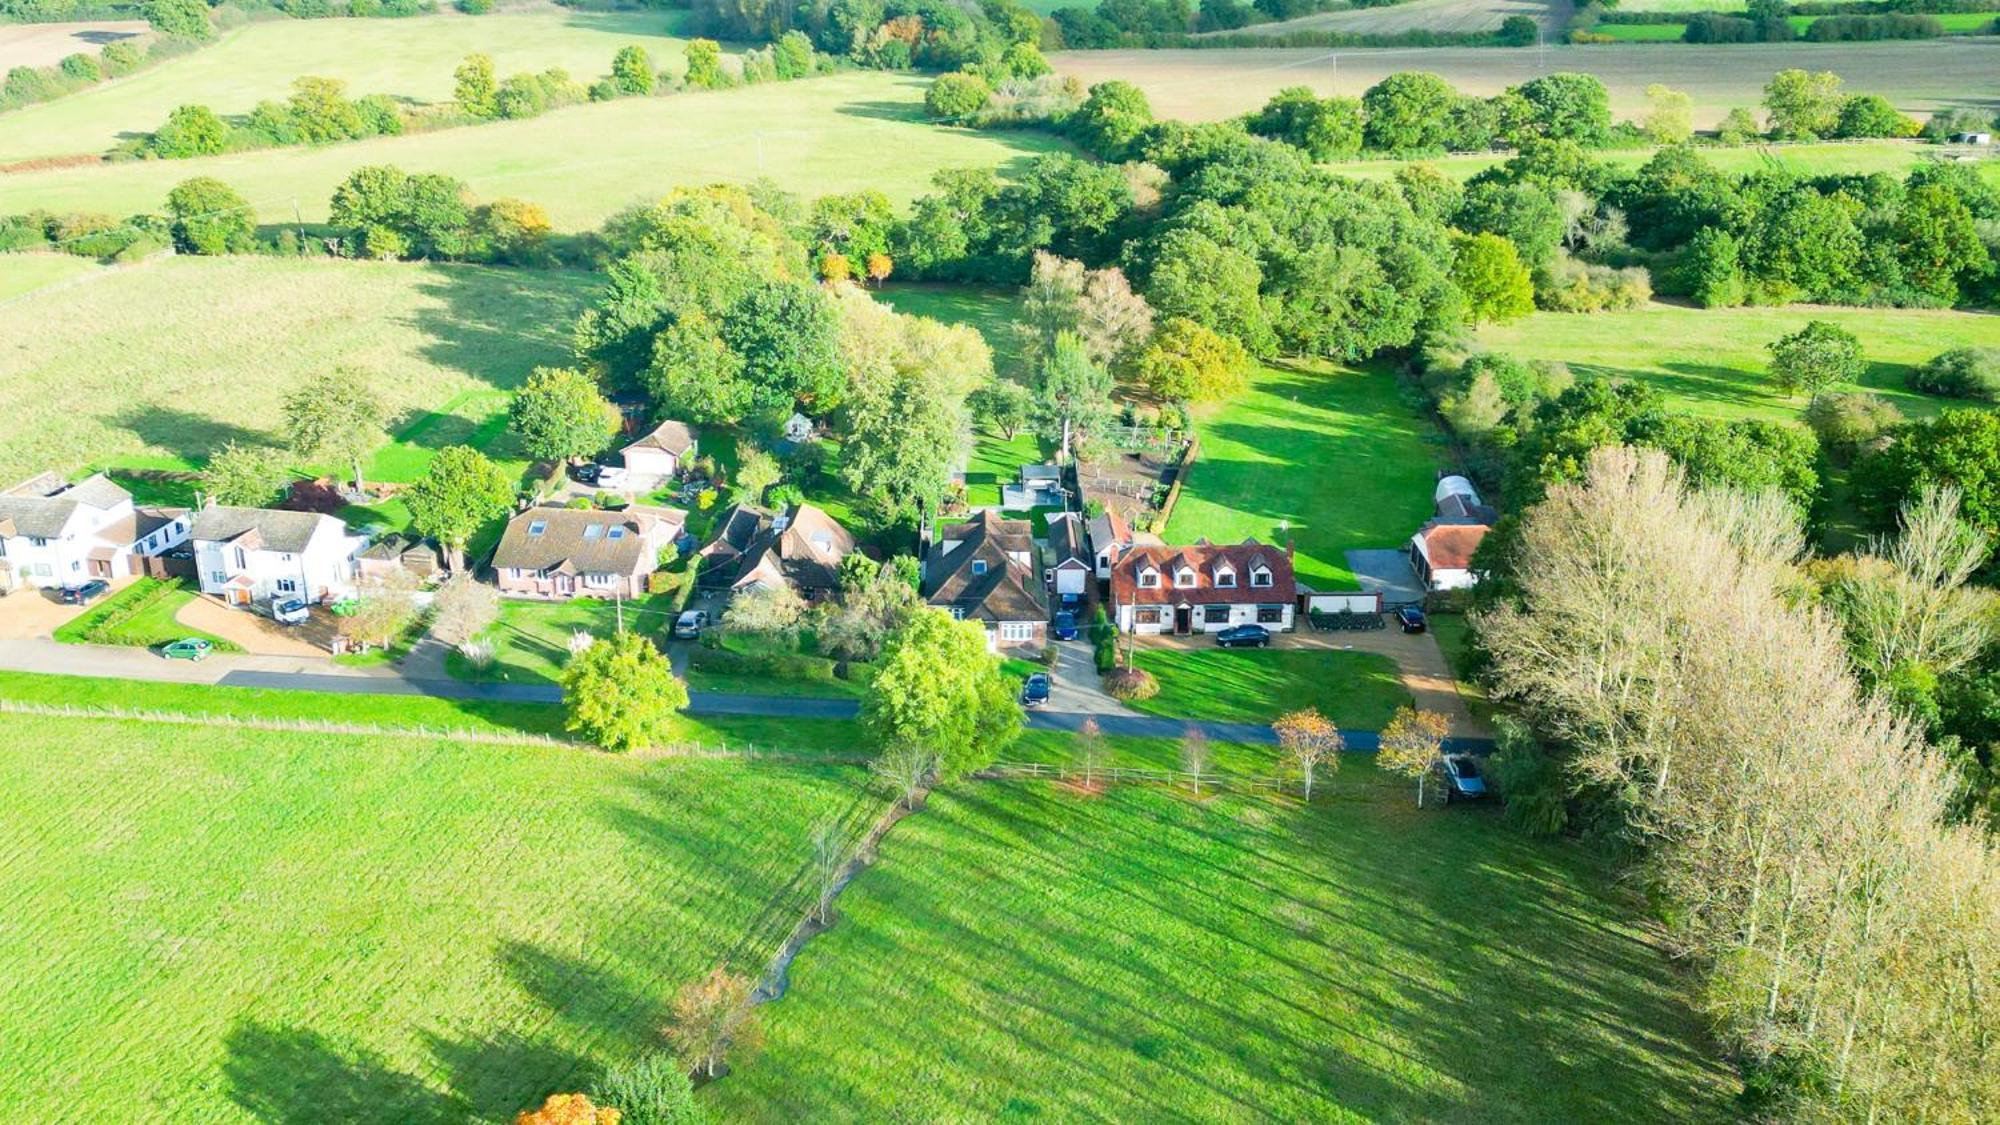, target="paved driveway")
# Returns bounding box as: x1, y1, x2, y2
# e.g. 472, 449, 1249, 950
1042, 640, 1132, 716
0, 587, 92, 640
1344, 549, 1425, 605
175, 596, 328, 658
